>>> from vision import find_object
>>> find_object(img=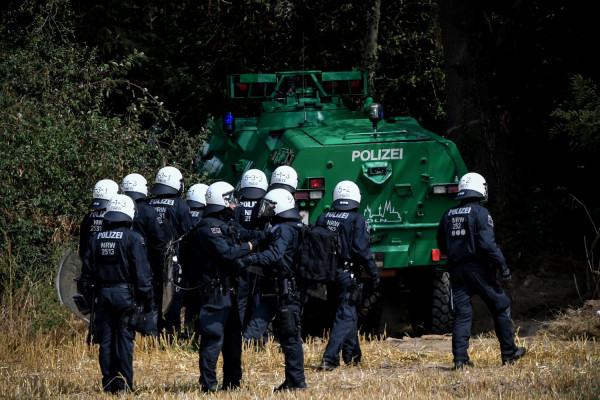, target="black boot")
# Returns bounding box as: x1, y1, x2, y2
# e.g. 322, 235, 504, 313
274, 380, 307, 392
451, 360, 474, 370
502, 346, 526, 365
